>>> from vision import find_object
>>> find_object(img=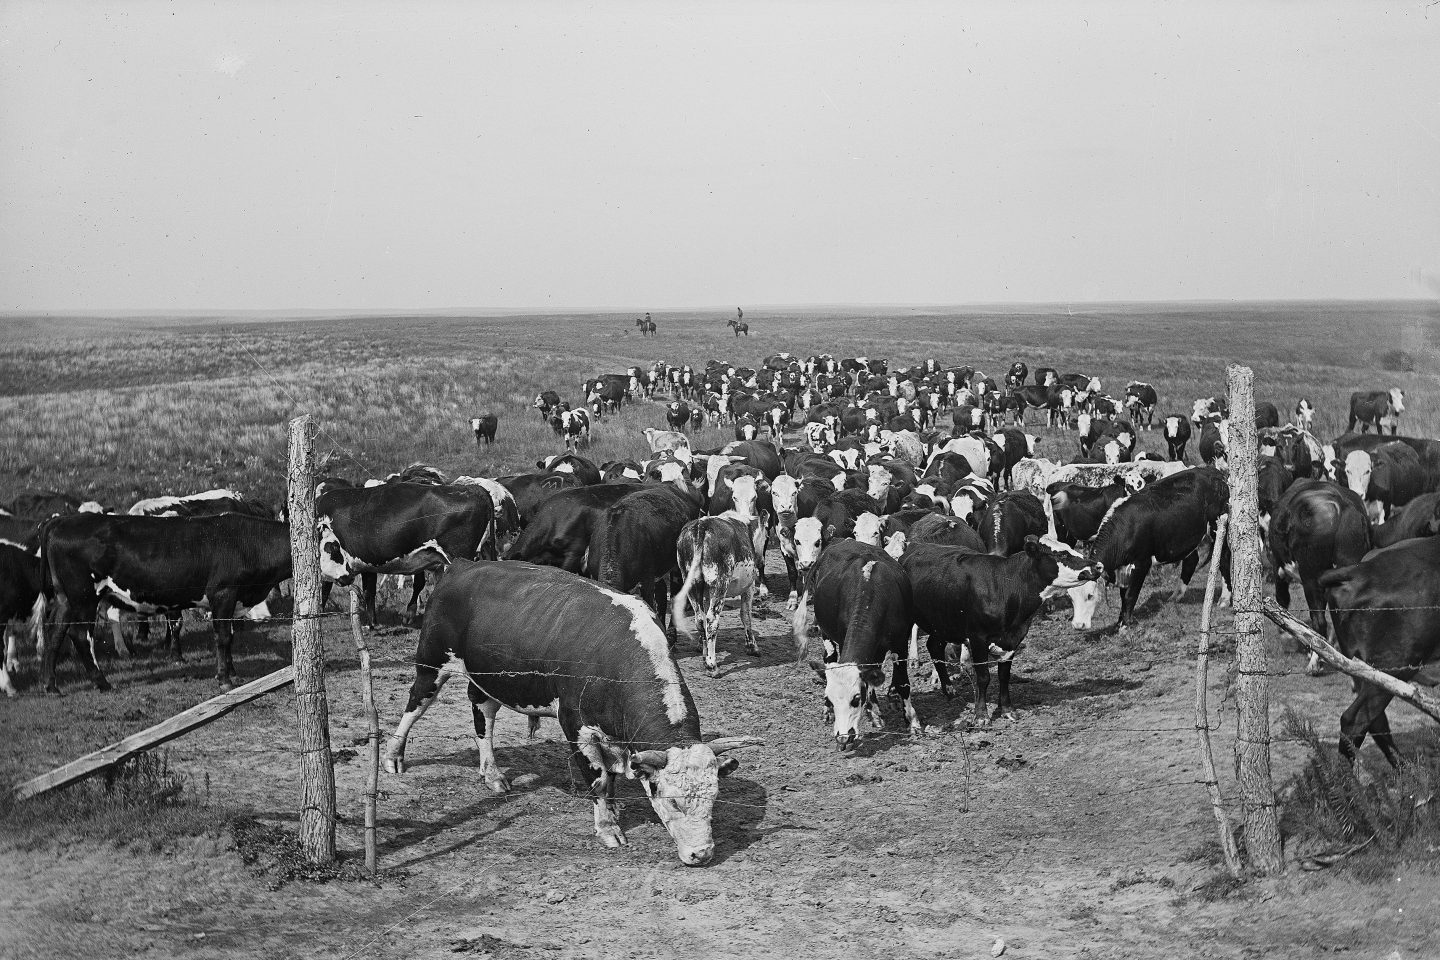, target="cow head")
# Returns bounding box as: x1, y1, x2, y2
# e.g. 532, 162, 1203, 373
853, 512, 883, 547
627, 738, 756, 866
1343, 450, 1372, 500
794, 516, 828, 570
1069, 578, 1104, 630
1025, 433, 1040, 456
866, 465, 891, 501
1389, 388, 1406, 415
1029, 536, 1102, 599
1102, 439, 1123, 464
771, 475, 799, 515
724, 474, 760, 519
884, 531, 907, 559
316, 517, 353, 584
1077, 413, 1092, 442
